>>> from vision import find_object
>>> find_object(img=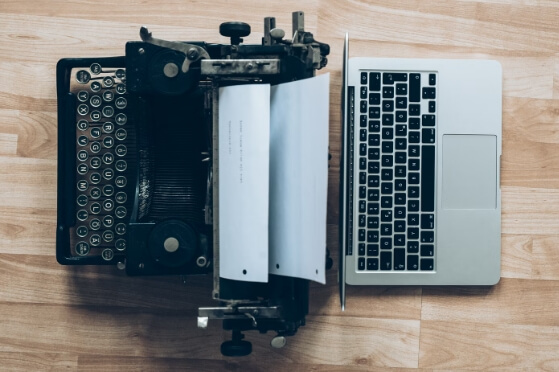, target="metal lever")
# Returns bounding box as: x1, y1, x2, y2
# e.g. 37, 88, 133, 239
139, 27, 210, 73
